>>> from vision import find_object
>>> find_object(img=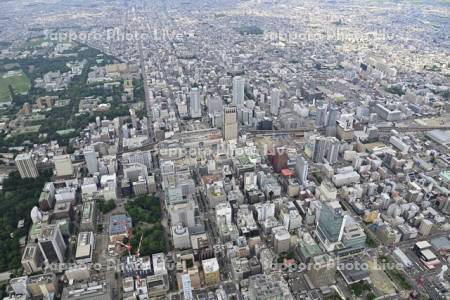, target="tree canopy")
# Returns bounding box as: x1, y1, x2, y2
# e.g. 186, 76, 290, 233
126, 195, 165, 256
0, 170, 52, 272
